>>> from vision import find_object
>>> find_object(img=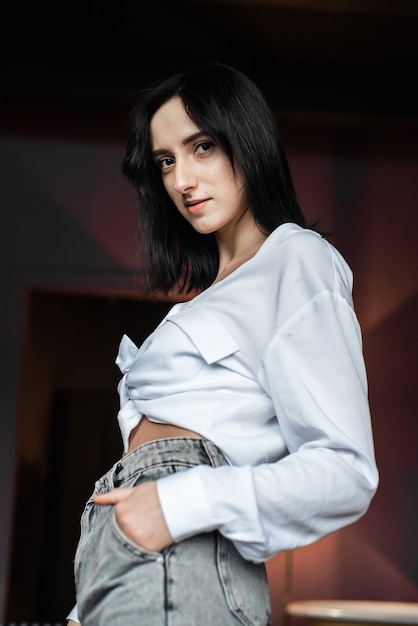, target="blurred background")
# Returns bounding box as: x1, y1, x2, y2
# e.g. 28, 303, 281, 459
1, 0, 417, 623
